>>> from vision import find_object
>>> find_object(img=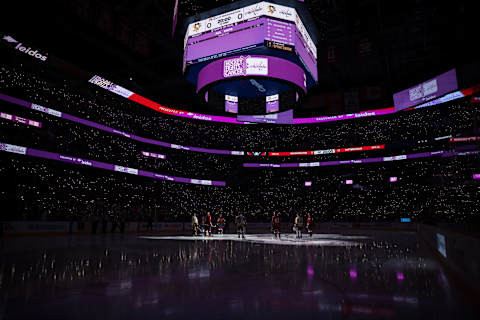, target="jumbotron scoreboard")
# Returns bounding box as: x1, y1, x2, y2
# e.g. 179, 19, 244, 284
183, 0, 318, 119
